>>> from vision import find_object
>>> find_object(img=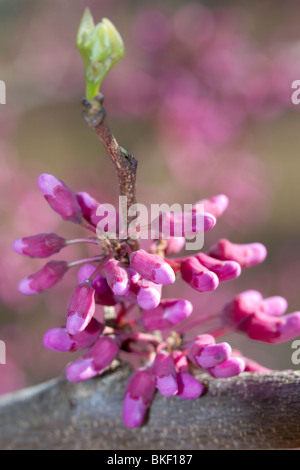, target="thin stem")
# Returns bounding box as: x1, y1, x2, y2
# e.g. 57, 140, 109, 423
65, 238, 100, 246
68, 255, 104, 268
80, 220, 97, 233
178, 311, 223, 335
82, 94, 139, 251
